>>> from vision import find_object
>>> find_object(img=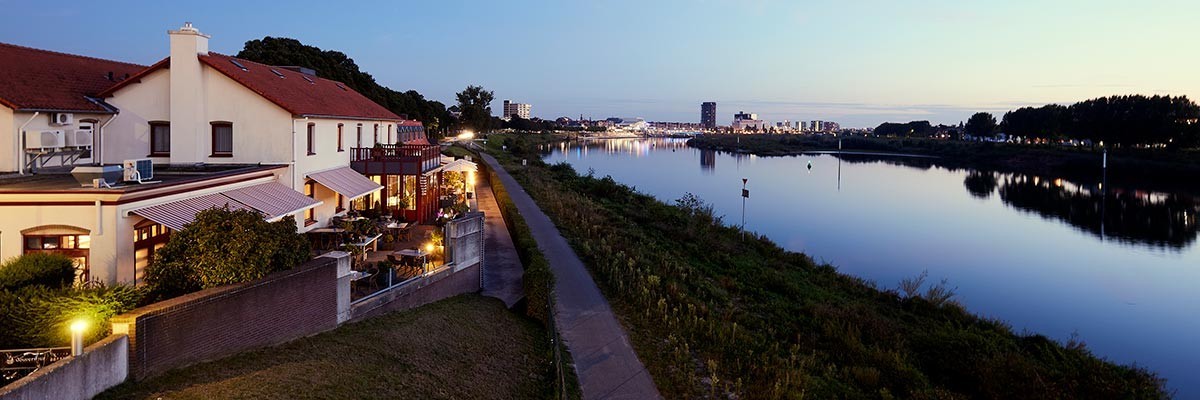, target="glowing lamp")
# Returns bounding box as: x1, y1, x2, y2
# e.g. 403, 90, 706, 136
69, 319, 87, 356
